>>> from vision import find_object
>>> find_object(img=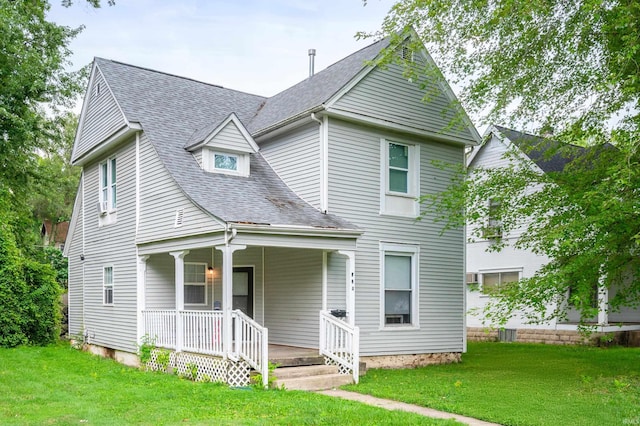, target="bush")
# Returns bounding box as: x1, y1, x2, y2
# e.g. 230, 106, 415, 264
0, 206, 61, 347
